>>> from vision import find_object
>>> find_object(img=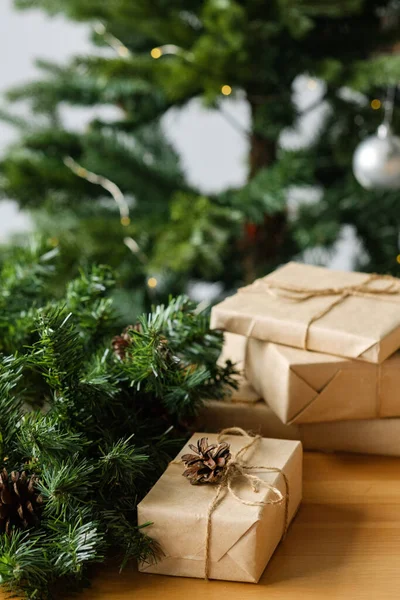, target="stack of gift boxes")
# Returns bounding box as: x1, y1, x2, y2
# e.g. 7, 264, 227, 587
200, 261, 400, 456
137, 262, 400, 584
